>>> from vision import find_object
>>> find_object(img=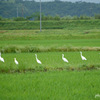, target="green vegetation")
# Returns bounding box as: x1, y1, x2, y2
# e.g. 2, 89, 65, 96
0, 39, 100, 53
0, 19, 100, 100
0, 0, 100, 18
0, 20, 100, 53
0, 19, 100, 30
0, 51, 100, 73
0, 71, 100, 100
